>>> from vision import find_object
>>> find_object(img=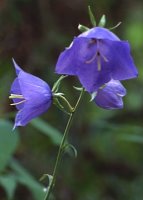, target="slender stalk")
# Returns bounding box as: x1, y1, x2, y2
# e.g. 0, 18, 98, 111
44, 88, 84, 200
56, 95, 74, 113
